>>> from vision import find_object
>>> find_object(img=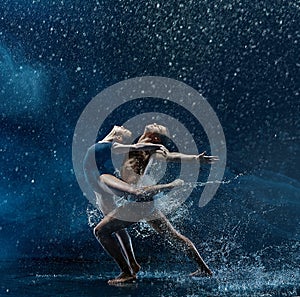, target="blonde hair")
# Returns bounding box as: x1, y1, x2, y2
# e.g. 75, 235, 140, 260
103, 126, 132, 143
105, 126, 119, 139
